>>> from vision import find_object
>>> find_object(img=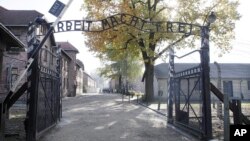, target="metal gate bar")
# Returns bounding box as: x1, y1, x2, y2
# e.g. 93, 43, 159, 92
168, 46, 212, 139
174, 66, 203, 132
26, 20, 61, 140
